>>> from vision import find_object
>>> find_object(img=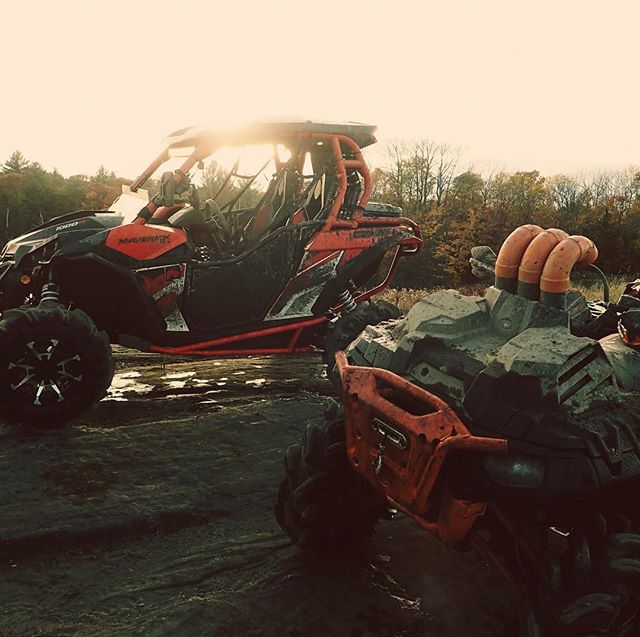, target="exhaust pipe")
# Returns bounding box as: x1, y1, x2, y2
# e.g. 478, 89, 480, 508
494, 224, 543, 293
540, 236, 598, 308
516, 228, 568, 300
